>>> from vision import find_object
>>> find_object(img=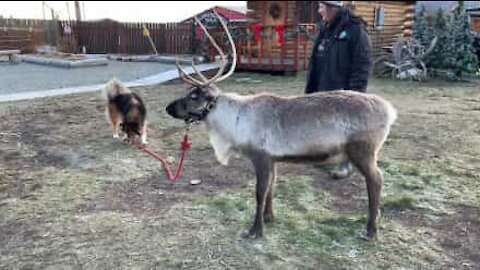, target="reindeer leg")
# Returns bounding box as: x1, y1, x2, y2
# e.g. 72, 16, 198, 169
361, 163, 383, 241
264, 163, 277, 223
243, 151, 273, 238
347, 140, 383, 241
